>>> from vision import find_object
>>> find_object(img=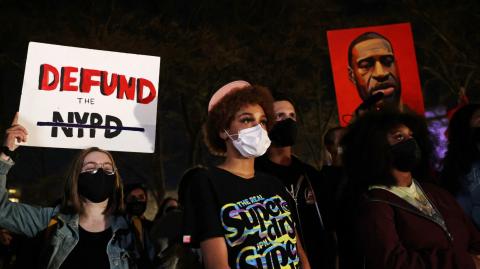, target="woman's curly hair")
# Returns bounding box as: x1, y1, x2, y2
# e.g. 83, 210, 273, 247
342, 110, 434, 193
203, 85, 274, 156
